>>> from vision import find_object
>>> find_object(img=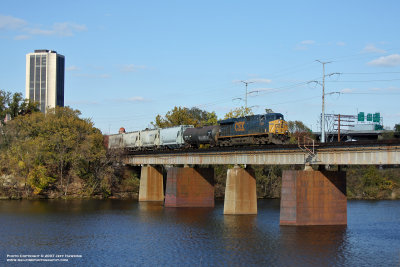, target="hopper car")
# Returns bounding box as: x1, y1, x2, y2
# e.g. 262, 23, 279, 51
106, 113, 289, 151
